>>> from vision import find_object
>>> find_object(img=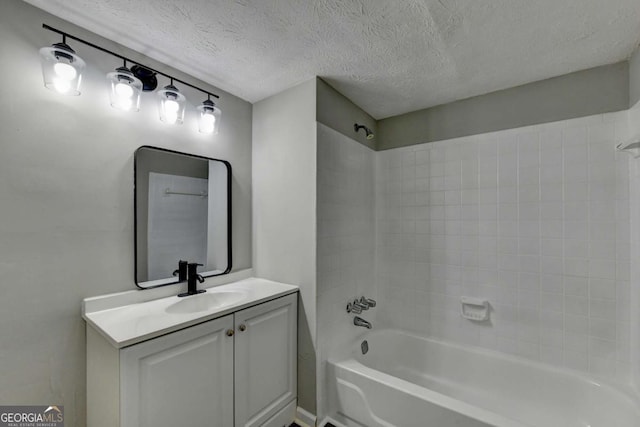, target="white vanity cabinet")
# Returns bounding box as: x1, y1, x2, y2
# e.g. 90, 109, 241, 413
234, 294, 297, 427
121, 315, 235, 427
86, 292, 297, 427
